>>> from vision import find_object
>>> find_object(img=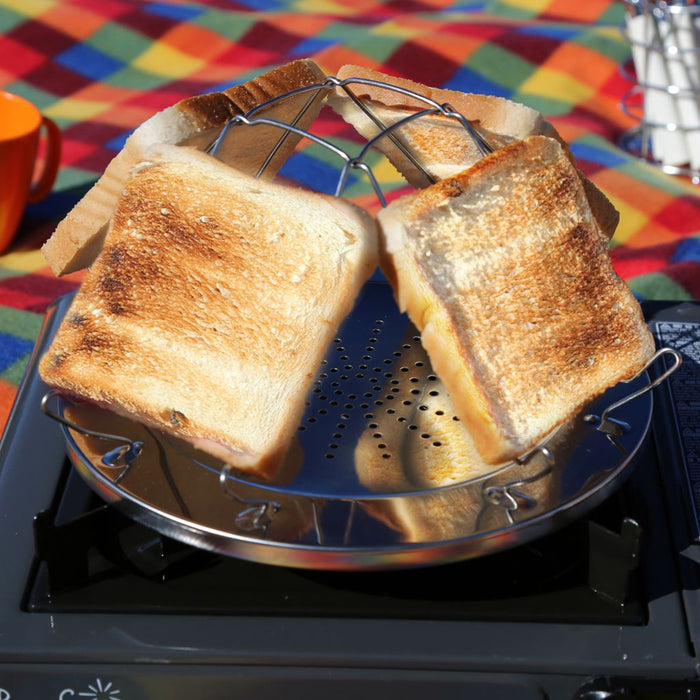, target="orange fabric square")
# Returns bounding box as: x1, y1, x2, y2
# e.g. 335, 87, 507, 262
264, 13, 331, 37
40, 4, 105, 41
91, 105, 157, 130
545, 41, 618, 92
412, 32, 482, 67
547, 0, 617, 23
69, 83, 139, 107
315, 46, 383, 76
162, 24, 233, 62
